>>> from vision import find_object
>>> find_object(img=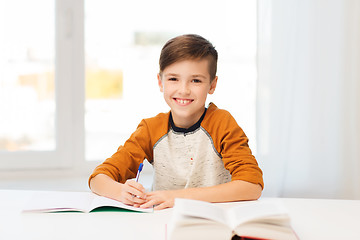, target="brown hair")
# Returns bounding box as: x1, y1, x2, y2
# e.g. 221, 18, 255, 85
159, 34, 218, 81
